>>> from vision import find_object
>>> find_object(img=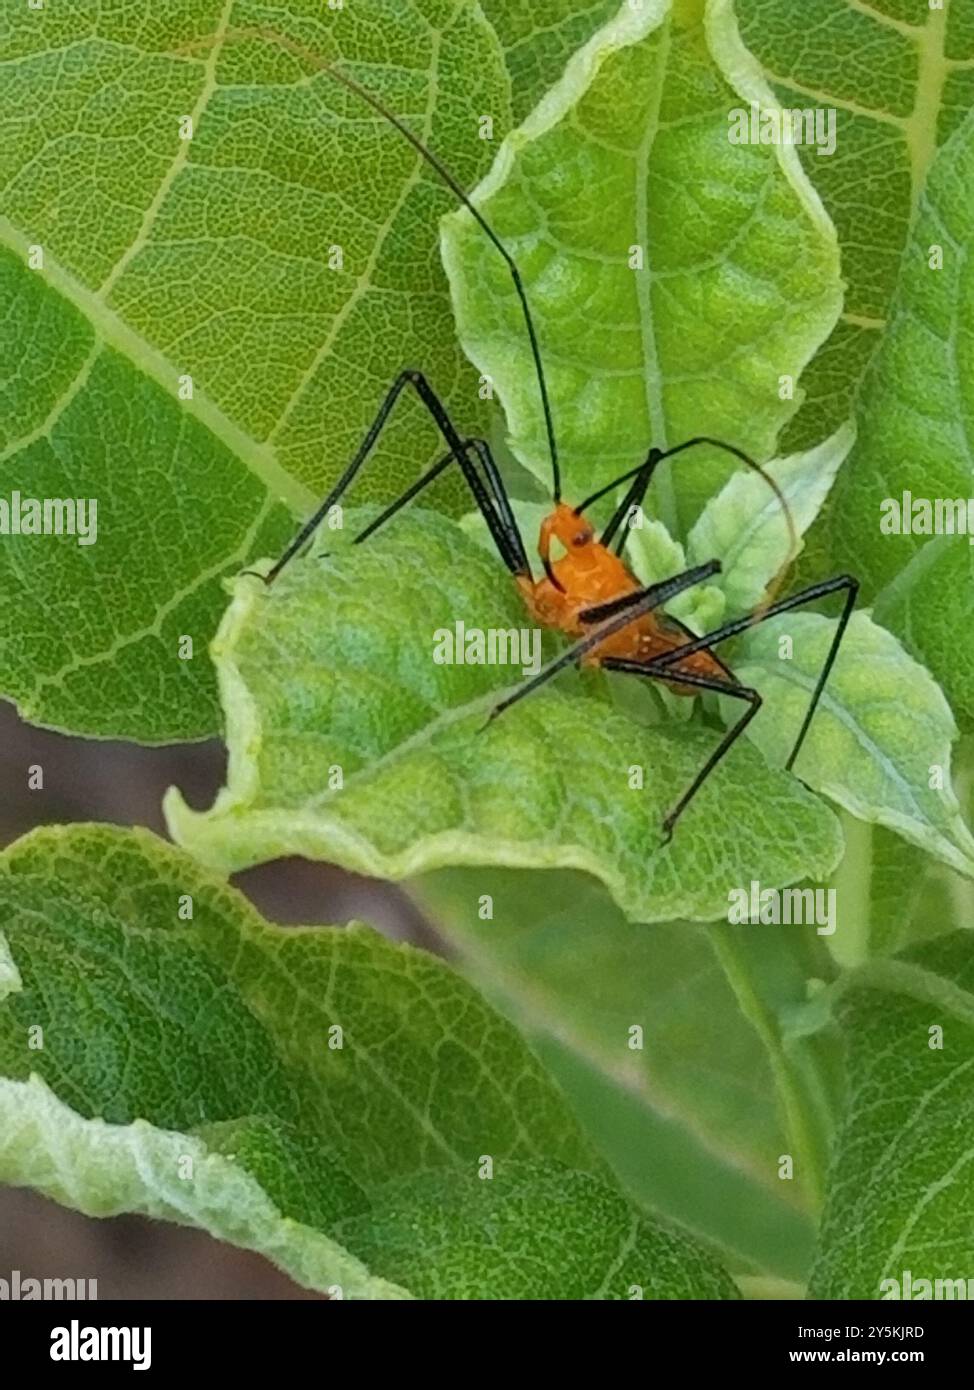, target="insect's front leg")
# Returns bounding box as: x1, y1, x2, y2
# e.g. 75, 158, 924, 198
260, 370, 528, 583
